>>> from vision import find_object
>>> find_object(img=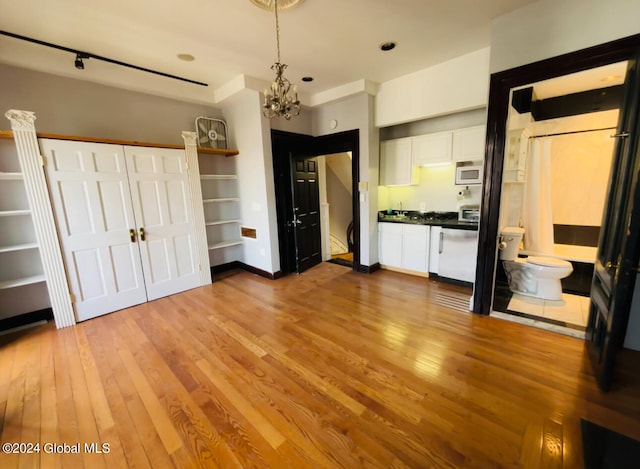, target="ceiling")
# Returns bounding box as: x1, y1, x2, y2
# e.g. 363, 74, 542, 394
0, 0, 537, 106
